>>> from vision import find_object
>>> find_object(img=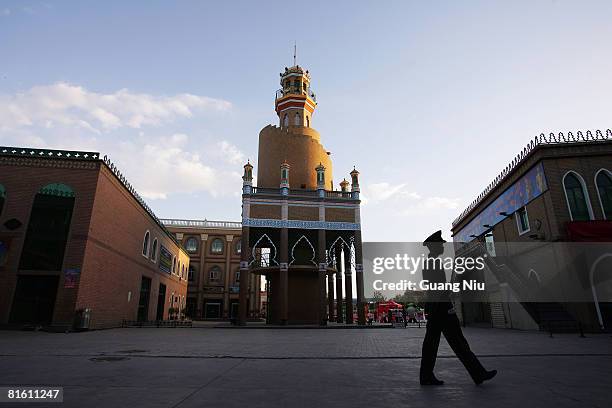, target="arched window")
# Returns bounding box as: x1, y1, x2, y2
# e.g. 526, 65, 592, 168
19, 183, 75, 271
211, 238, 224, 254
172, 257, 176, 274
563, 172, 593, 221
294, 112, 300, 126
596, 169, 612, 219
184, 237, 198, 253
151, 238, 158, 261
142, 231, 150, 257
306, 115, 310, 127
209, 266, 221, 282
235, 239, 242, 255
0, 184, 5, 216
283, 114, 289, 127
